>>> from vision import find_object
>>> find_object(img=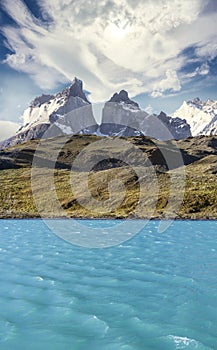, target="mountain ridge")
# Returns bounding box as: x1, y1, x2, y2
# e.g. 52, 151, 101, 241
1, 78, 191, 148
1, 78, 217, 149
173, 97, 217, 136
